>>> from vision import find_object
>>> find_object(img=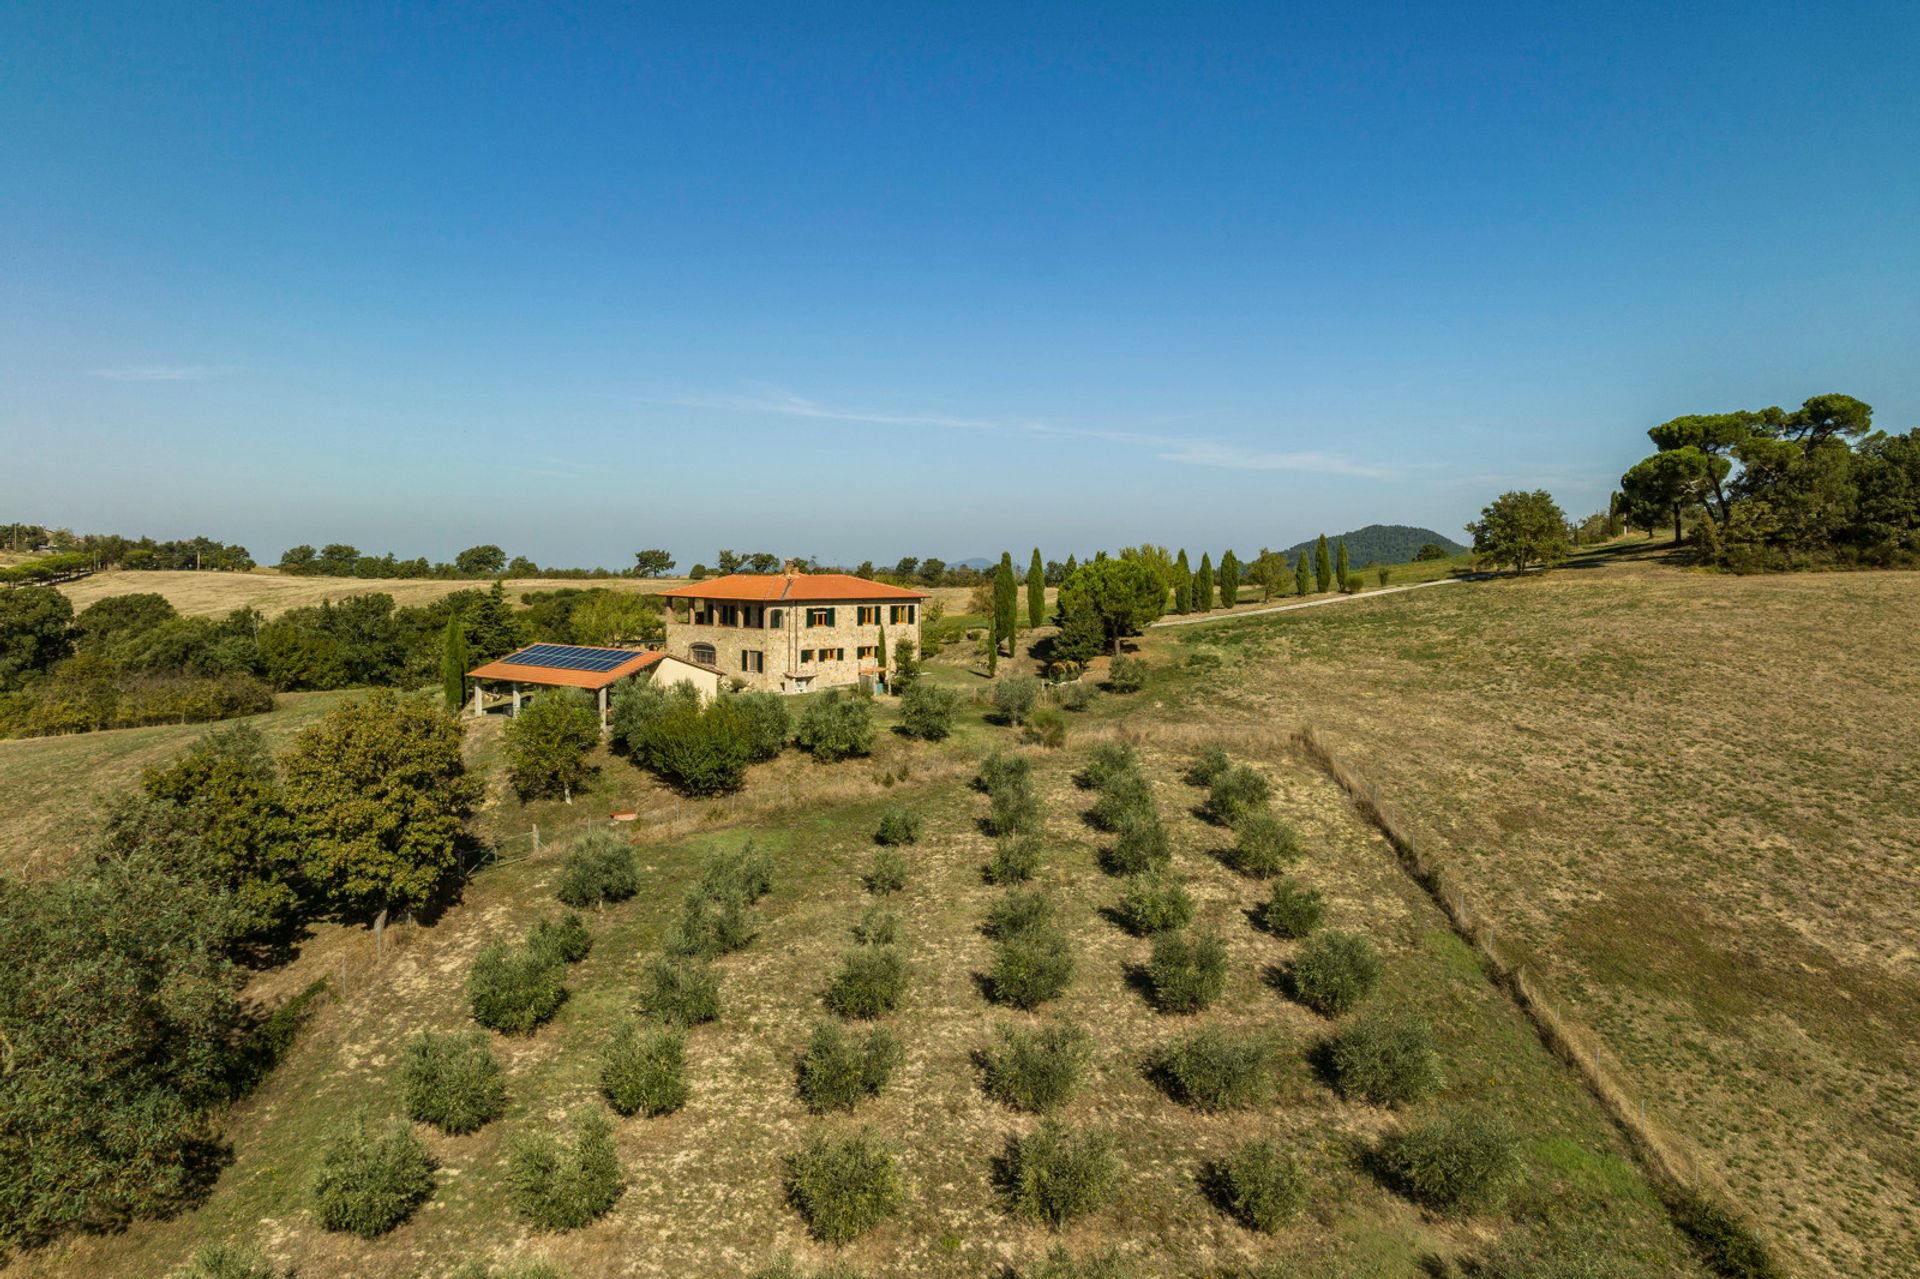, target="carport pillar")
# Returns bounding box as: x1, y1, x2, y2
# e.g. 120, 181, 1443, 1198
597, 686, 610, 736
471, 681, 483, 718
511, 683, 522, 717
